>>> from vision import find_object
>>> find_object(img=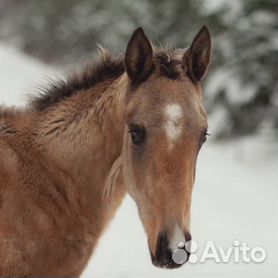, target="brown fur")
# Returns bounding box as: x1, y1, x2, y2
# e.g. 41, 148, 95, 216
0, 26, 211, 276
